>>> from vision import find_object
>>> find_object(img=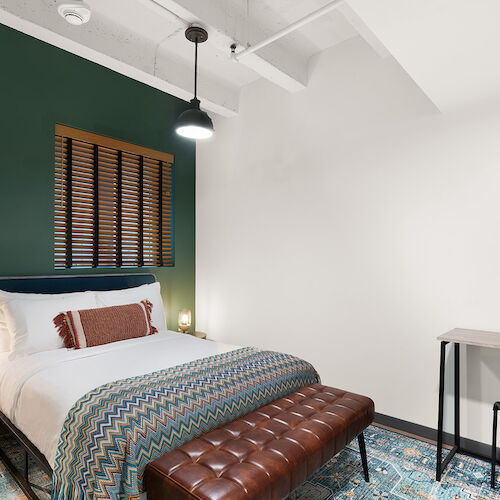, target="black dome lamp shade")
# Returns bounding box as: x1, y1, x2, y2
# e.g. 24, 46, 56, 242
175, 26, 214, 140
